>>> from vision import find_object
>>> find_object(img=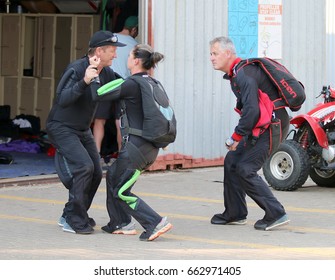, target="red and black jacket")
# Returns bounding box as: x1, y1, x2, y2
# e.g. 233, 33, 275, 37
224, 58, 279, 141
